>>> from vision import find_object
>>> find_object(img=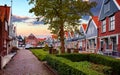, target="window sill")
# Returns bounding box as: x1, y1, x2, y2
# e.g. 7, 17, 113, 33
101, 32, 106, 33
109, 29, 115, 32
